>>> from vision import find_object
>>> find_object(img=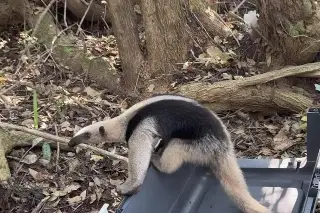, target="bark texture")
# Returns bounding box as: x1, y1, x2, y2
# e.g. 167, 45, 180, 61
0, 1, 23, 26
189, 0, 232, 38
177, 62, 320, 113
257, 0, 320, 65
107, 0, 144, 91
107, 0, 188, 93
141, 0, 188, 89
